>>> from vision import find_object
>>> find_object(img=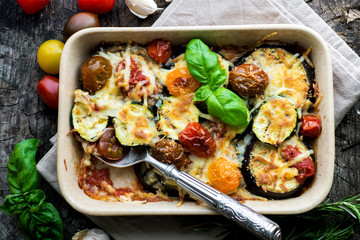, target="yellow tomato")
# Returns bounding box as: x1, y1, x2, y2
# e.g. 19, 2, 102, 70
37, 40, 64, 74
207, 157, 242, 194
